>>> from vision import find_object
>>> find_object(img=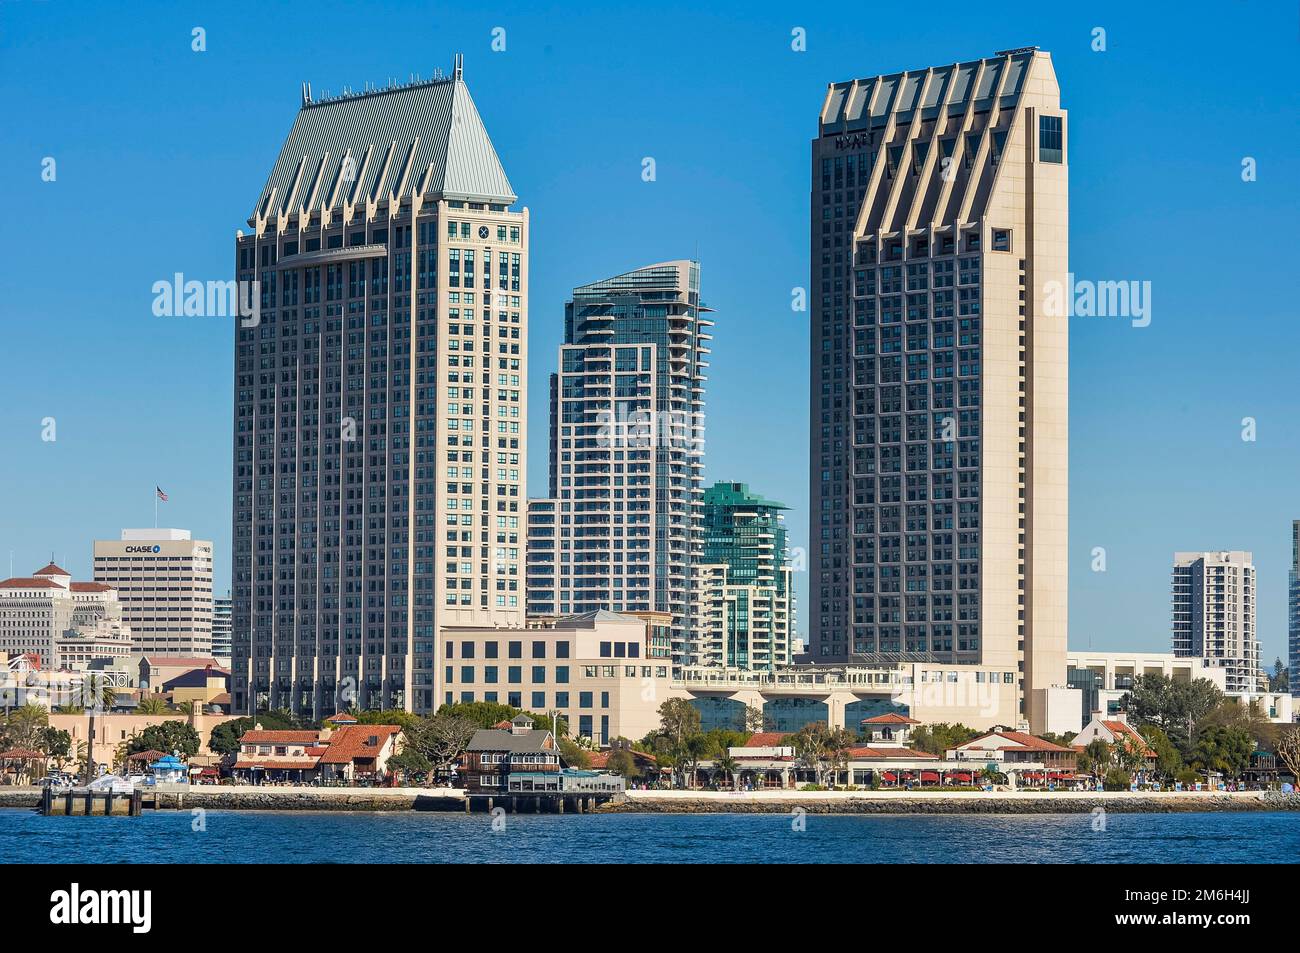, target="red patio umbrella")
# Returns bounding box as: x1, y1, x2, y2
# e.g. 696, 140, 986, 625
920, 770, 940, 783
